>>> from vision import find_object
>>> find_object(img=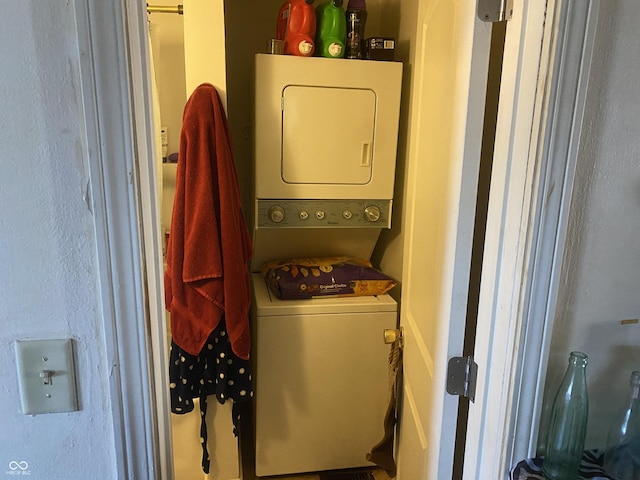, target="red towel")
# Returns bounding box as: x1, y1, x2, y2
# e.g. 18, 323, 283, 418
165, 83, 253, 359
